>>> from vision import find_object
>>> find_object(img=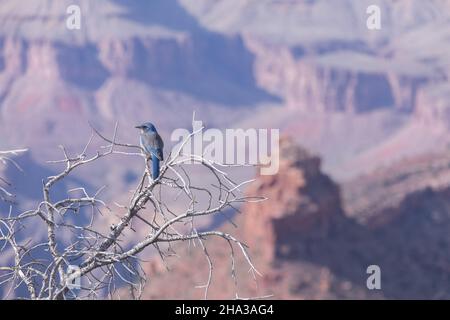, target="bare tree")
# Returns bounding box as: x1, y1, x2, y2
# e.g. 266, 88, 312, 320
0, 121, 264, 300
0, 149, 27, 203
